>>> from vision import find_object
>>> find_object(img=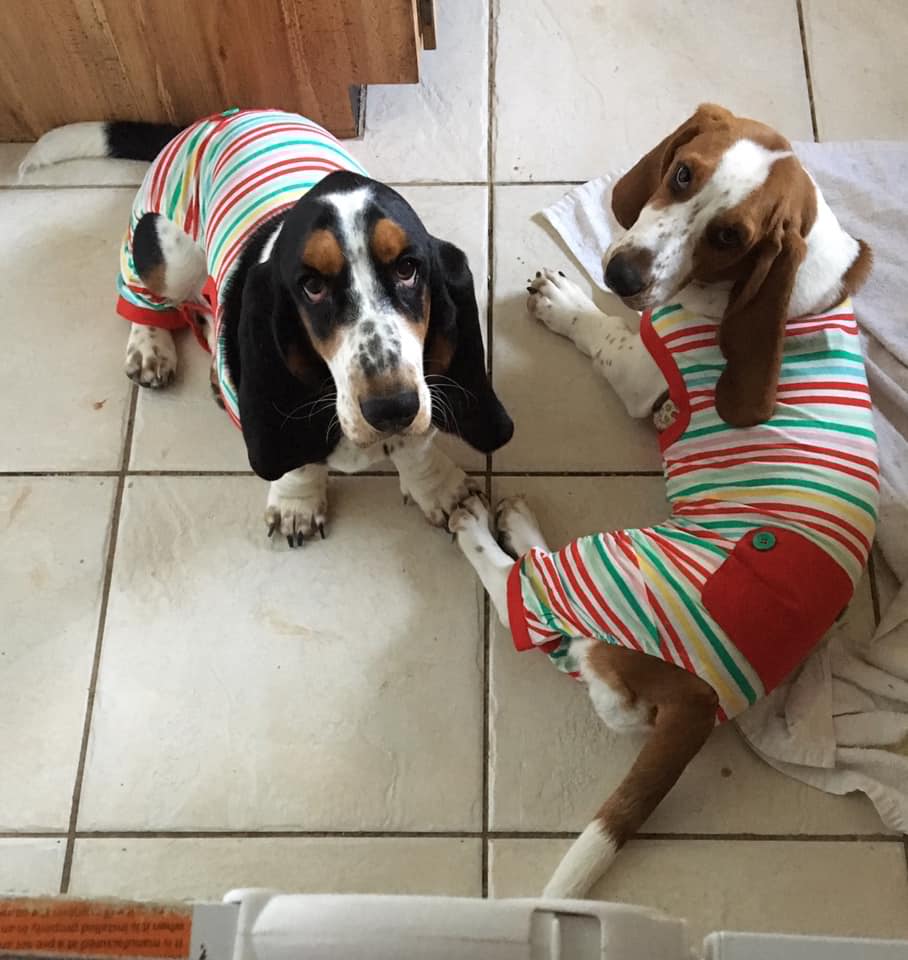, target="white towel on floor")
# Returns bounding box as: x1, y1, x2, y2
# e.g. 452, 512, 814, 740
539, 142, 908, 833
